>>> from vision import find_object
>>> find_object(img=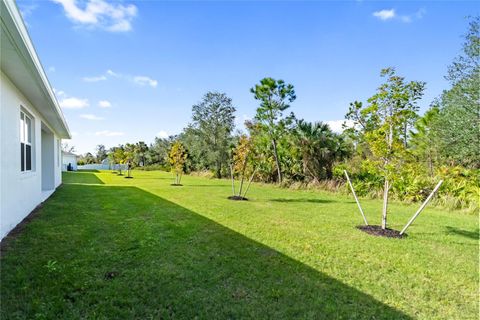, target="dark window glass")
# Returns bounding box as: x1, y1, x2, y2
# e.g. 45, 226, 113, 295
21, 143, 25, 171
26, 144, 32, 171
